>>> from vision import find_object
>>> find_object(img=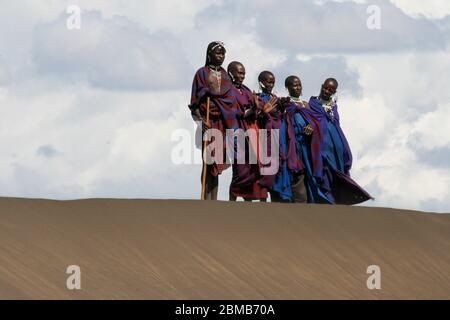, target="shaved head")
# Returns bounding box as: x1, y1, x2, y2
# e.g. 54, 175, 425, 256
227, 61, 244, 73
285, 75, 300, 89
320, 78, 338, 100
258, 70, 274, 82
227, 61, 246, 86
323, 78, 338, 88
